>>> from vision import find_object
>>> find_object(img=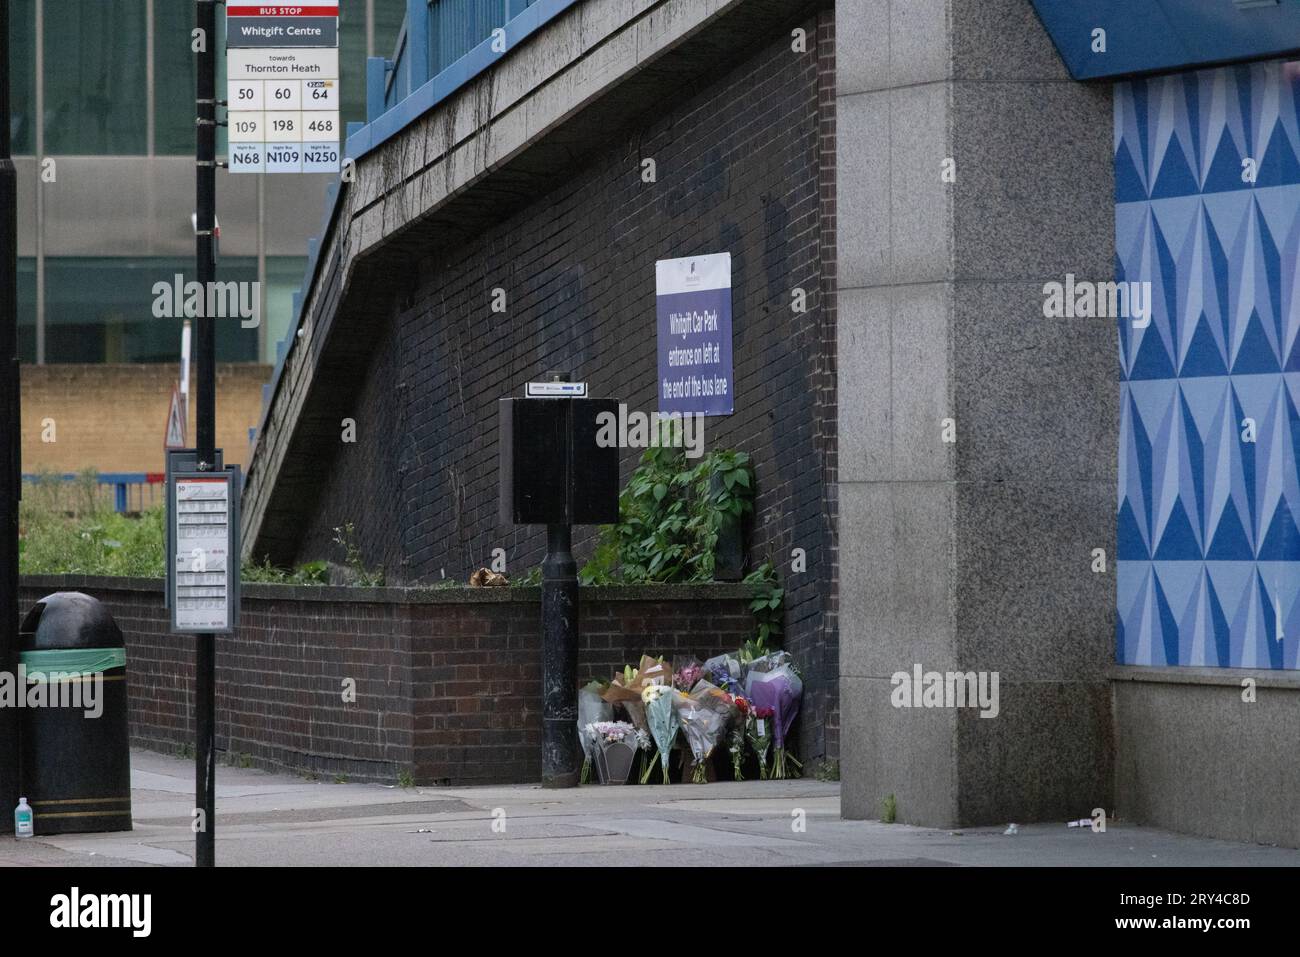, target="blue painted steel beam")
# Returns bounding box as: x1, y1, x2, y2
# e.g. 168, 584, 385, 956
1031, 0, 1300, 80
404, 0, 432, 100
